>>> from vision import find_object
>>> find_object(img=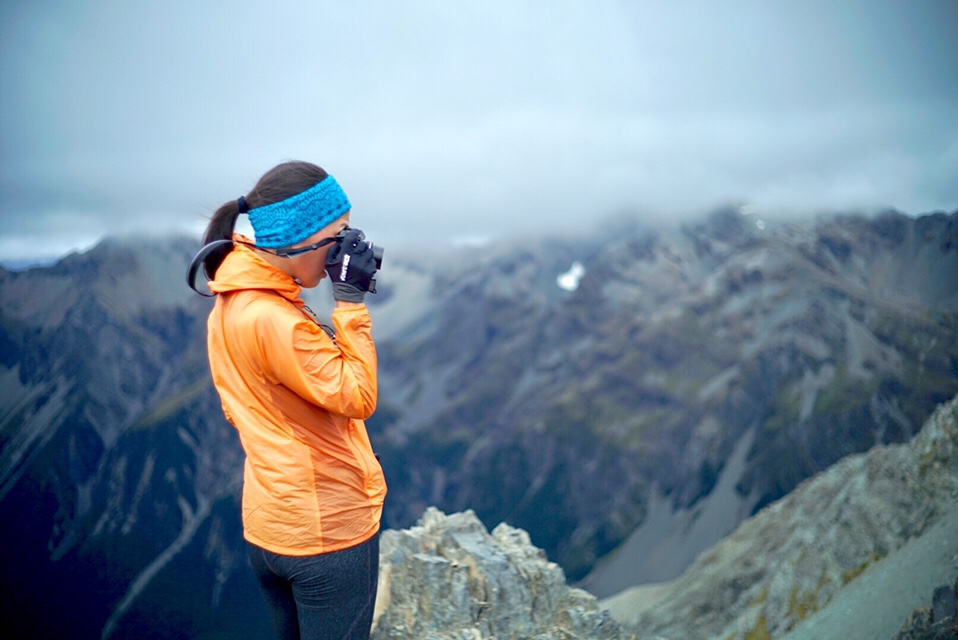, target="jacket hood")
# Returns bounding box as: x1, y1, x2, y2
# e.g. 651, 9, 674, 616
207, 234, 302, 301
